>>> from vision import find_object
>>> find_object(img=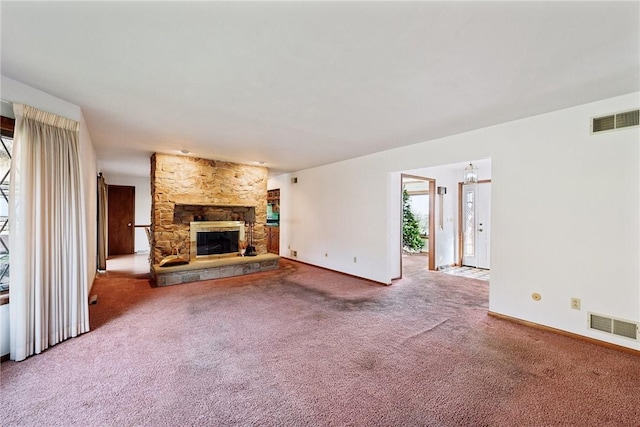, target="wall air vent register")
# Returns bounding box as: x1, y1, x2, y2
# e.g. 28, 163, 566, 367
589, 312, 638, 341
591, 109, 639, 134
